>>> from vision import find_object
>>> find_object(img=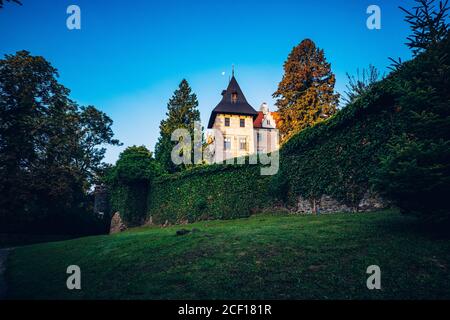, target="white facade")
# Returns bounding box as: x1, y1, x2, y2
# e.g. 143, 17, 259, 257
208, 103, 279, 162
